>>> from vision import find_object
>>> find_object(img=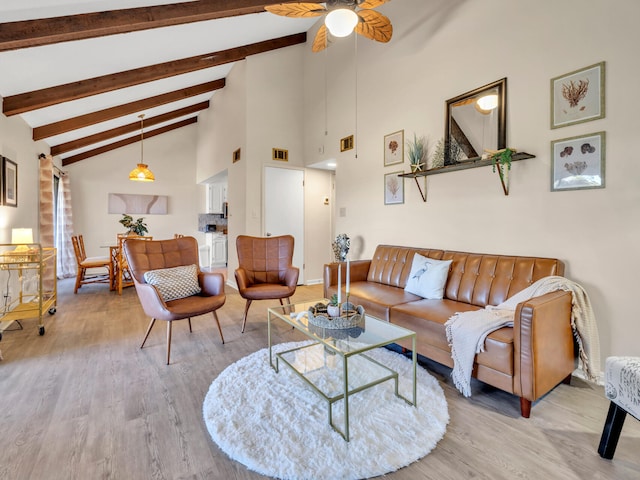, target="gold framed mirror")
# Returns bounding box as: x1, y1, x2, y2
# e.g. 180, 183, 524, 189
444, 78, 506, 166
